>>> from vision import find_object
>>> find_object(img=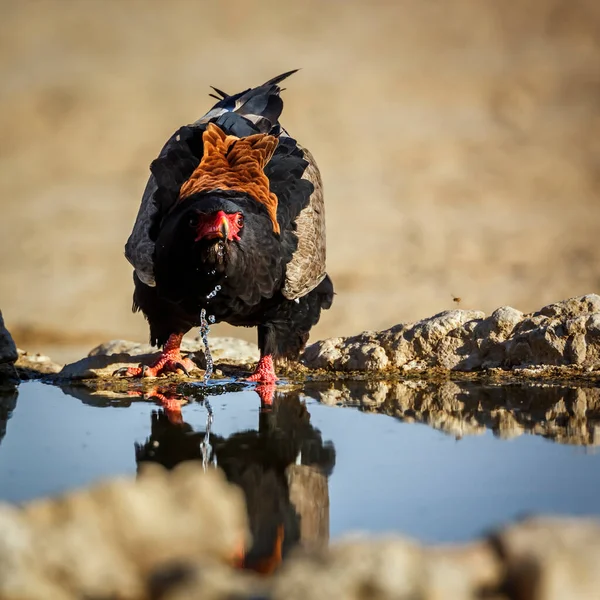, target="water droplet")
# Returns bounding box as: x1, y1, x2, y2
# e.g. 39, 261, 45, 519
206, 284, 221, 300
